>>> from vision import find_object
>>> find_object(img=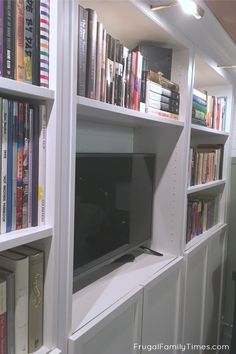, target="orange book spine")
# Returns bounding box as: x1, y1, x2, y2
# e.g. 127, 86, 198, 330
15, 0, 24, 81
